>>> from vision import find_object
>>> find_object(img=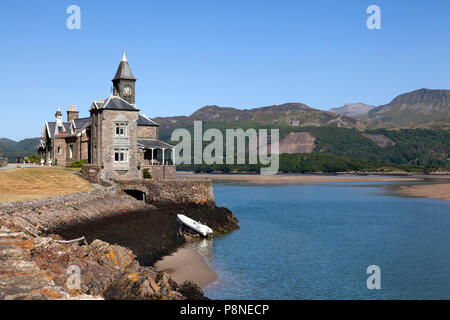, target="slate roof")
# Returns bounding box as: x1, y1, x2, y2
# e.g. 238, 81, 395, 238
91, 95, 139, 112
46, 122, 71, 138
63, 123, 71, 131
92, 101, 104, 109
46, 122, 55, 138
137, 139, 174, 149
113, 60, 136, 81
137, 114, 159, 127
73, 117, 91, 130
